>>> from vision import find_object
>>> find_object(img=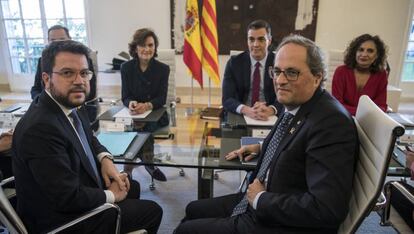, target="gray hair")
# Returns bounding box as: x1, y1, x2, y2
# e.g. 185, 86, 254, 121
275, 35, 327, 85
